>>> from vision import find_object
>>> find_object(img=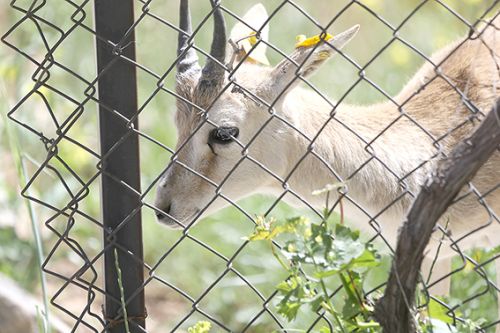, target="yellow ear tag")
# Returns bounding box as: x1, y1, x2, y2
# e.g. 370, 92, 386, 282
248, 31, 258, 46
238, 31, 270, 66
295, 33, 334, 48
